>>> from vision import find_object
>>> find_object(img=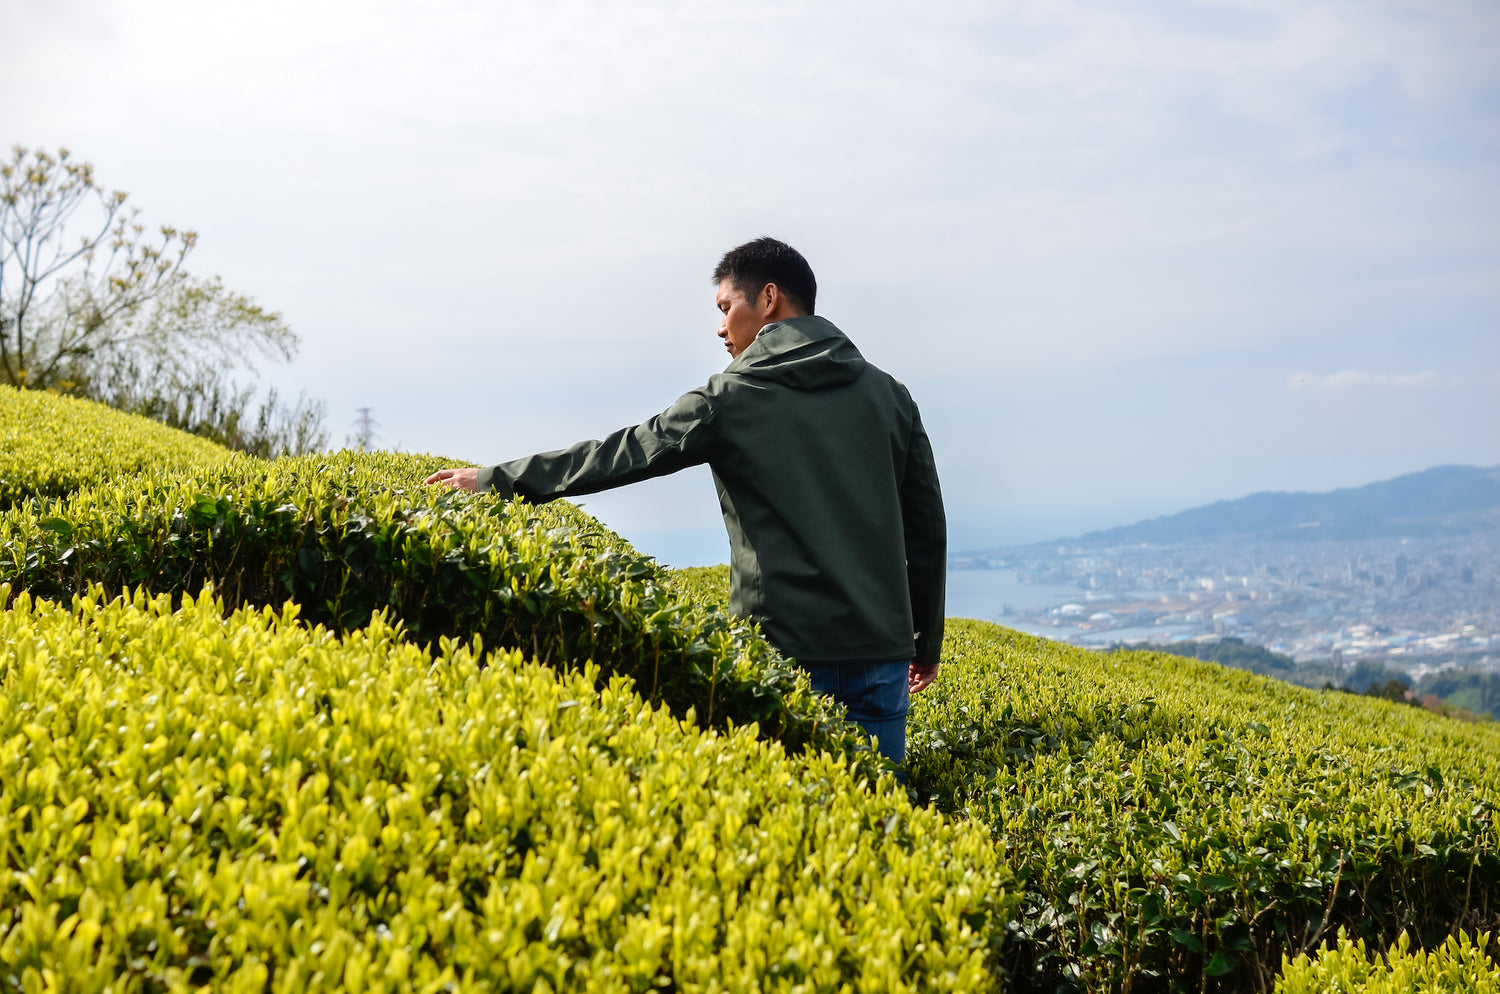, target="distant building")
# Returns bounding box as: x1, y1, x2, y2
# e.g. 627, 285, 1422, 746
1213, 612, 1247, 634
